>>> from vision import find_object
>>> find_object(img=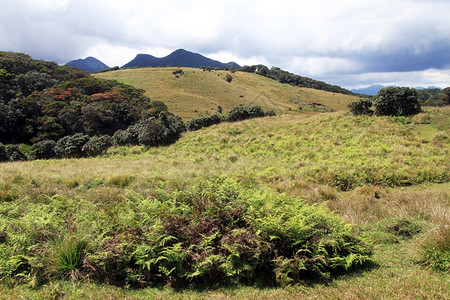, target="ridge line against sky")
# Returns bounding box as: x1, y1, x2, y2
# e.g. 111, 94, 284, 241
1, 0, 449, 89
